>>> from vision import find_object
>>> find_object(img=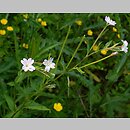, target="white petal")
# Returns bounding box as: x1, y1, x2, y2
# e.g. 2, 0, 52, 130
125, 50, 128, 53
105, 16, 109, 22
49, 57, 53, 62
43, 59, 48, 65
21, 60, 24, 65
105, 16, 116, 26
45, 66, 50, 72
22, 66, 29, 72
28, 58, 34, 64
28, 65, 35, 71
112, 21, 116, 26
121, 40, 127, 46
105, 16, 110, 23
21, 58, 27, 65
123, 49, 127, 53
50, 63, 55, 69
124, 41, 128, 46
121, 46, 128, 53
